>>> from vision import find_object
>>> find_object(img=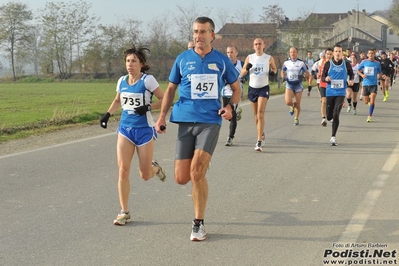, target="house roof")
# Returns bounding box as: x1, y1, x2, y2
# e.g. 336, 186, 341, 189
305, 13, 349, 27
324, 27, 382, 43
277, 13, 349, 30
